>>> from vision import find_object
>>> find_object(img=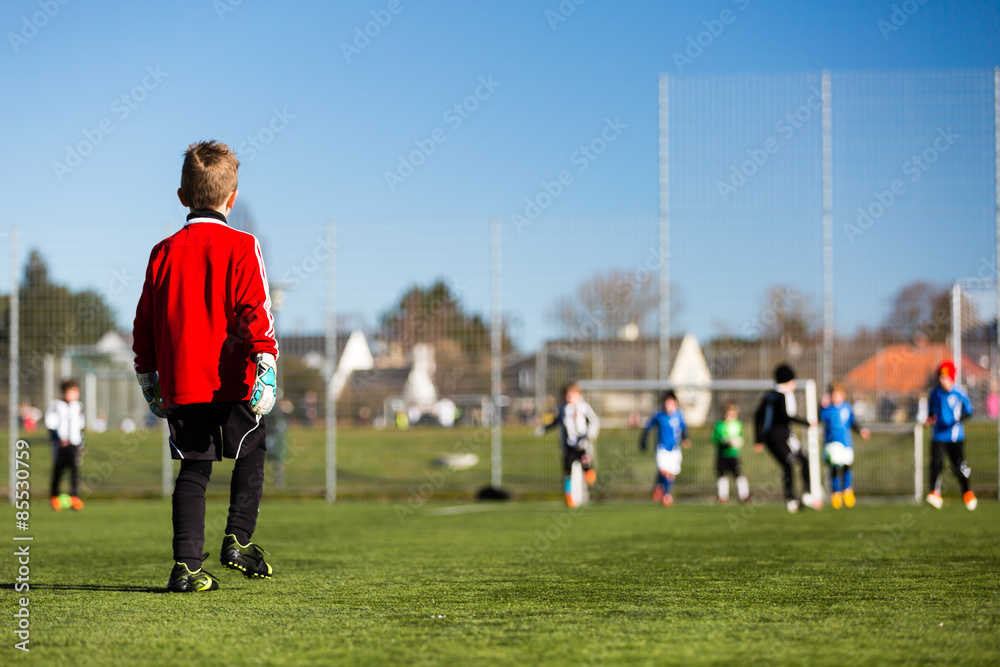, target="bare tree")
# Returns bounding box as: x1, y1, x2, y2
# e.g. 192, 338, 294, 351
879, 281, 977, 343
759, 286, 816, 344
551, 269, 669, 340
